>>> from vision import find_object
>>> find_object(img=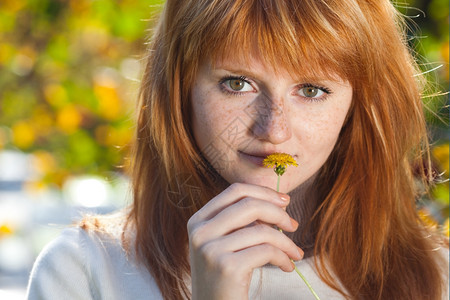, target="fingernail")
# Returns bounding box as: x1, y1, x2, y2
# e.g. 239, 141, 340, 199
297, 247, 304, 259
278, 193, 290, 201
290, 218, 299, 229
